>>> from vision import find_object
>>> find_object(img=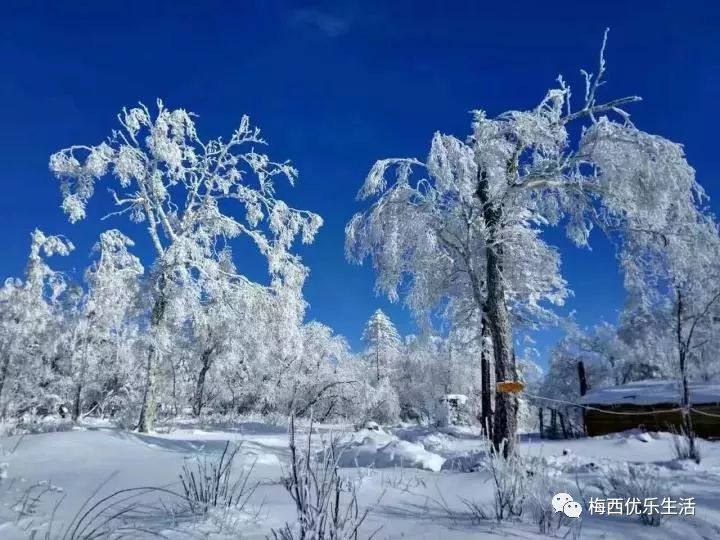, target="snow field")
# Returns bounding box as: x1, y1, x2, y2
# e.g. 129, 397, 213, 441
2, 422, 720, 539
